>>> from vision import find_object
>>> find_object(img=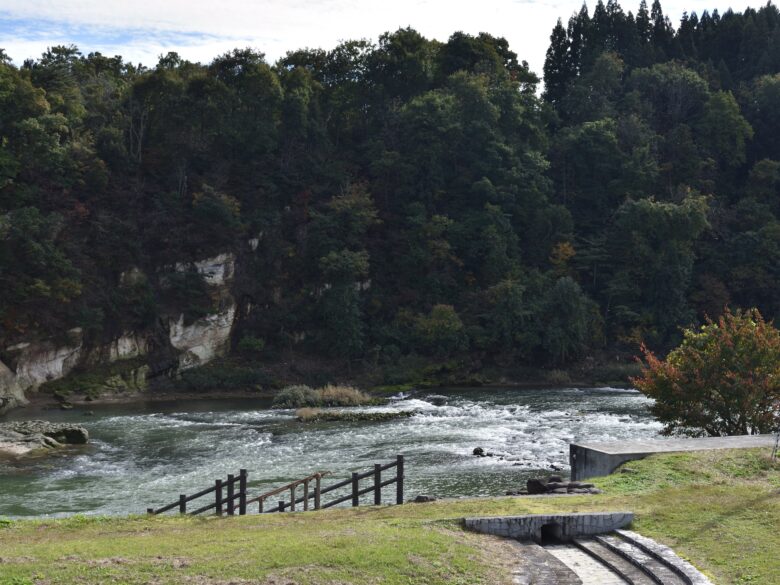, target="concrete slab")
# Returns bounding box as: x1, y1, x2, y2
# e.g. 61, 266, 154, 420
570, 434, 776, 480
